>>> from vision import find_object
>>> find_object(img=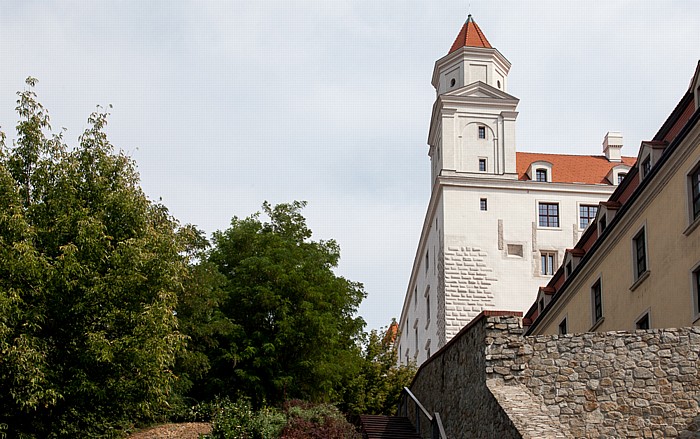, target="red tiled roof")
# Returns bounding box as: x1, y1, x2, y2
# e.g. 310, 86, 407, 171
516, 152, 637, 185
448, 15, 492, 54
